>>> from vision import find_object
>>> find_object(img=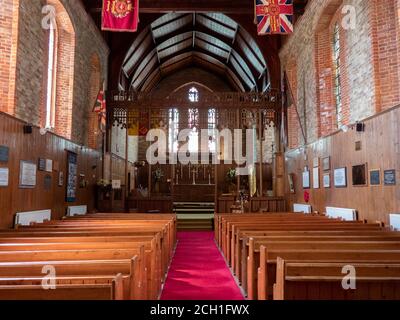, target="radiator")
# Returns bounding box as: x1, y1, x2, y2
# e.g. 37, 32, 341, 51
326, 207, 357, 221
390, 214, 400, 231
293, 204, 312, 214
15, 209, 51, 226
67, 205, 87, 217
